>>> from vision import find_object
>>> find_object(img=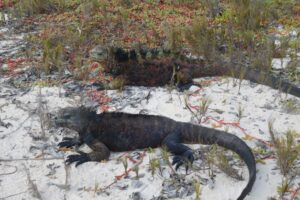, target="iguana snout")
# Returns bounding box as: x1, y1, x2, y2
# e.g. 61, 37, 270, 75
54, 106, 93, 131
